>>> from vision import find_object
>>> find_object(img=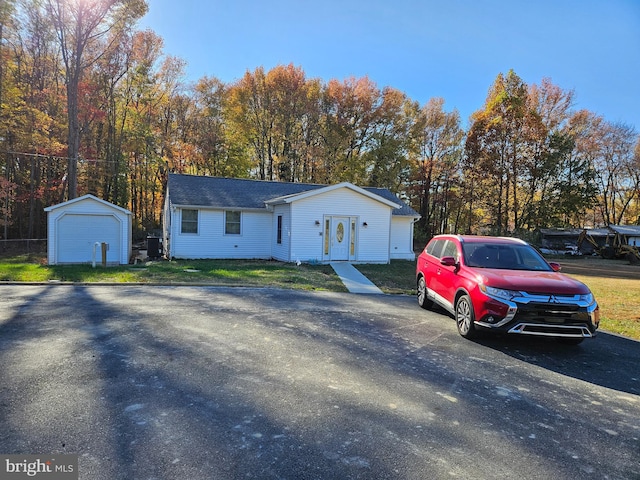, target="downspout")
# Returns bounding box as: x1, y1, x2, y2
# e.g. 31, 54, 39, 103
387, 209, 393, 264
